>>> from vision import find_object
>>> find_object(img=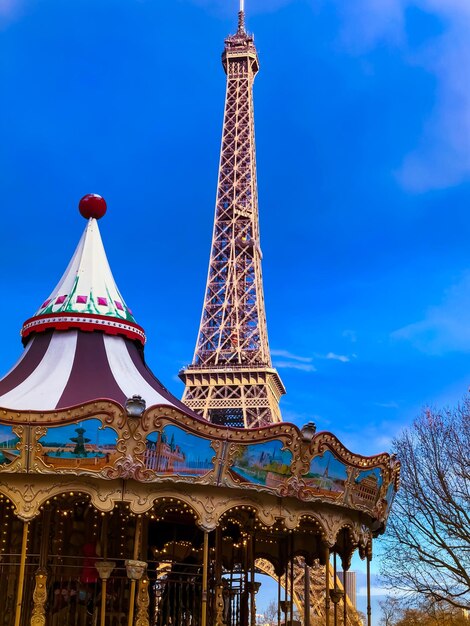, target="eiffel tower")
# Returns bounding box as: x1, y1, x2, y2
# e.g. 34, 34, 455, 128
179, 0, 285, 429
180, 4, 363, 624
